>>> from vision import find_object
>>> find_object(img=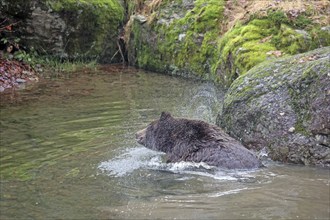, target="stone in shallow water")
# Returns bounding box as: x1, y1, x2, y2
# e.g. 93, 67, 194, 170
16, 78, 26, 83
